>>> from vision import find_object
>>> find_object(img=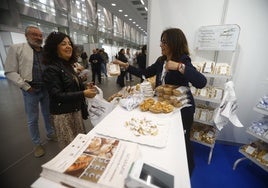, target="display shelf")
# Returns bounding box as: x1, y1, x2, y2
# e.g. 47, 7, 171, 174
233, 149, 268, 172
202, 73, 232, 79
194, 119, 214, 126
194, 96, 221, 104
190, 138, 215, 148
233, 103, 268, 172
192, 24, 240, 165
190, 138, 215, 165
246, 129, 268, 143
253, 106, 268, 116
190, 123, 218, 164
